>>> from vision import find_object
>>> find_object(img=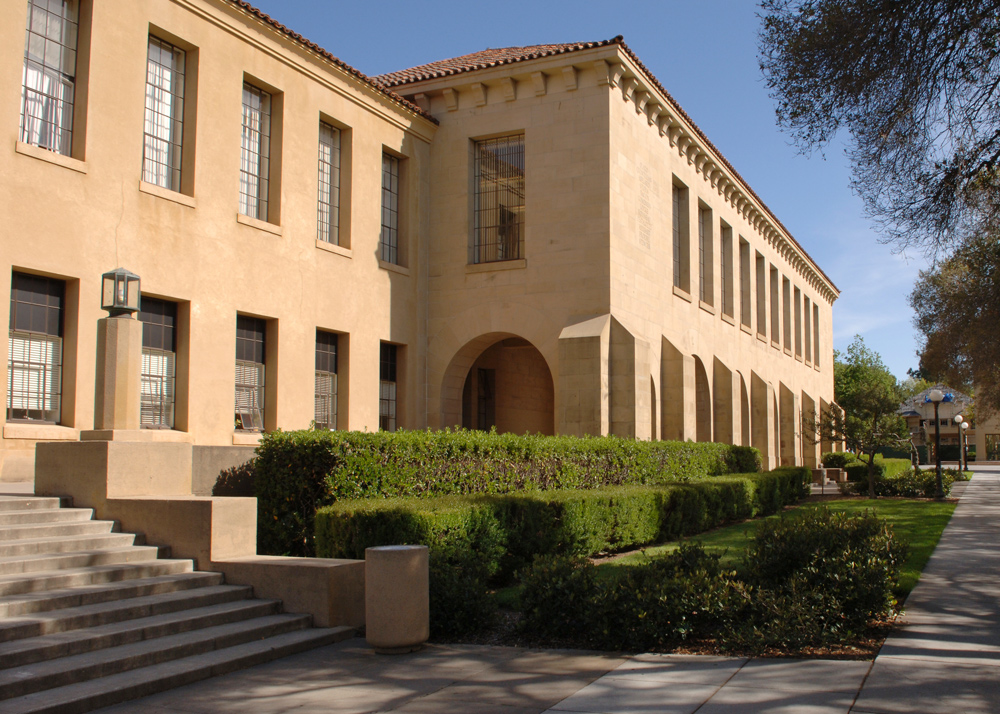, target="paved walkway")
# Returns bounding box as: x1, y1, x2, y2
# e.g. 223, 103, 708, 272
33, 465, 1000, 713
